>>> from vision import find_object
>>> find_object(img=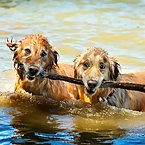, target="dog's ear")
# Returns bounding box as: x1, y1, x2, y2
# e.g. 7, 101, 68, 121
109, 57, 120, 81
45, 48, 59, 70
74, 58, 77, 78
6, 38, 21, 70
74, 55, 81, 78
7, 39, 25, 79
43, 37, 58, 67
53, 50, 58, 65
74, 57, 78, 78
74, 69, 78, 78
